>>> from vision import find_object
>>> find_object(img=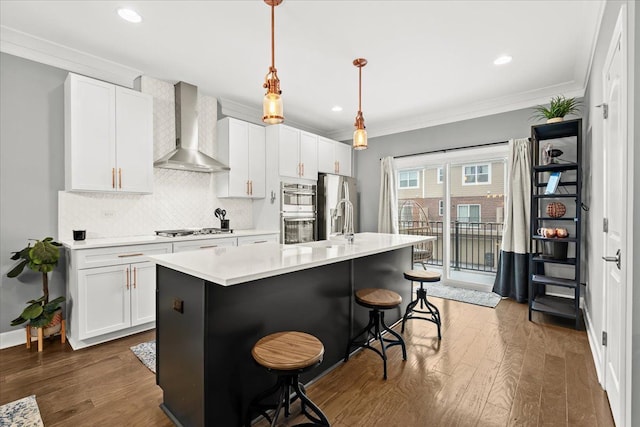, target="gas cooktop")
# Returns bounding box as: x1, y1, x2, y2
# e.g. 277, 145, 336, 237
155, 228, 233, 238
